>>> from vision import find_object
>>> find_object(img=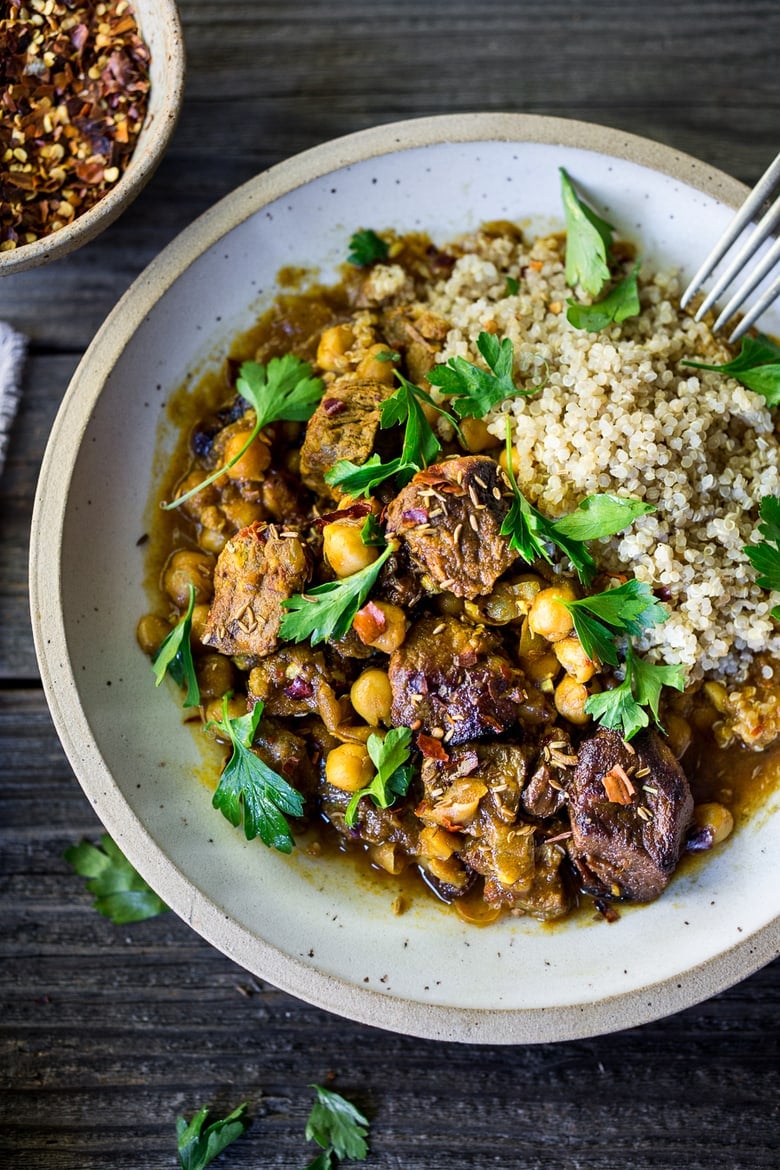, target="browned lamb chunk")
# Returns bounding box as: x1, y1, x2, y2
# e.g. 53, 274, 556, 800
567, 728, 694, 902
202, 522, 310, 659
299, 375, 395, 498
388, 616, 528, 747
384, 456, 518, 599
520, 729, 577, 819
